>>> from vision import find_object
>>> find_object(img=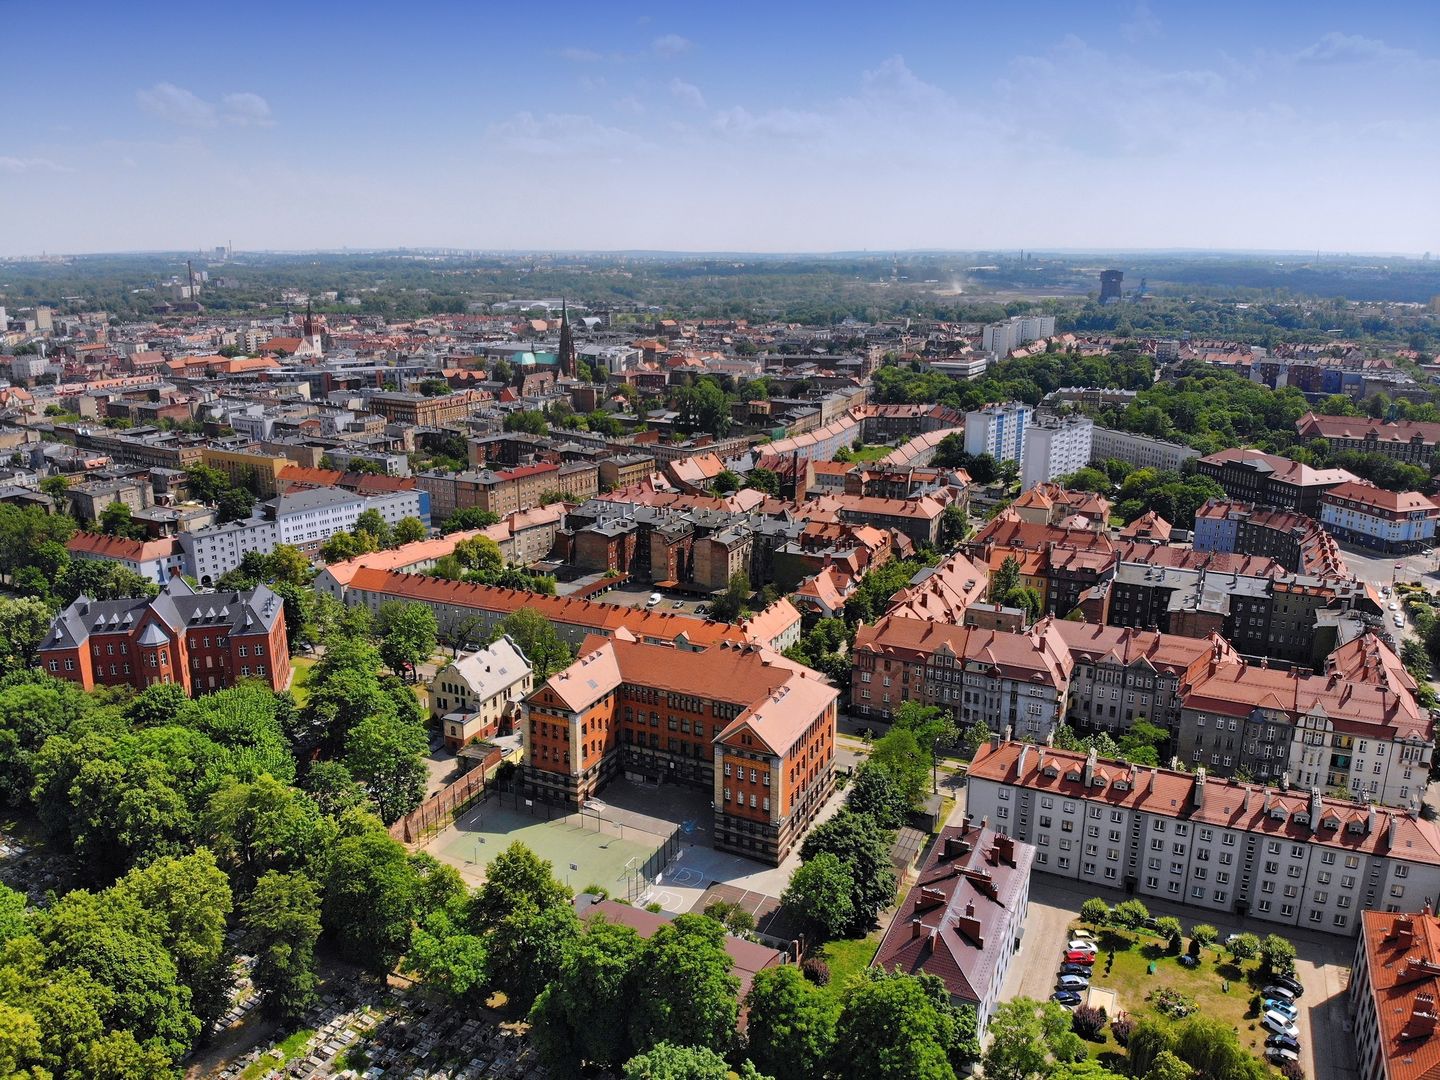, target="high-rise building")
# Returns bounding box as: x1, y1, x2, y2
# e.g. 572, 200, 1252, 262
964, 402, 1031, 464
1099, 269, 1124, 304
1021, 413, 1093, 490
